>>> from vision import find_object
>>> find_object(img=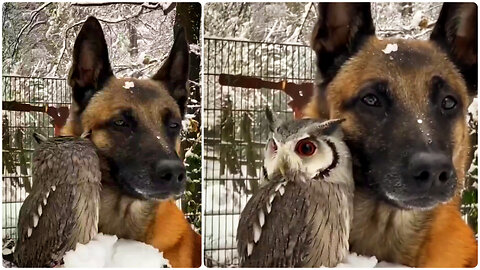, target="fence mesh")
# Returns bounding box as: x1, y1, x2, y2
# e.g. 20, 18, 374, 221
2, 75, 71, 241
203, 38, 315, 267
